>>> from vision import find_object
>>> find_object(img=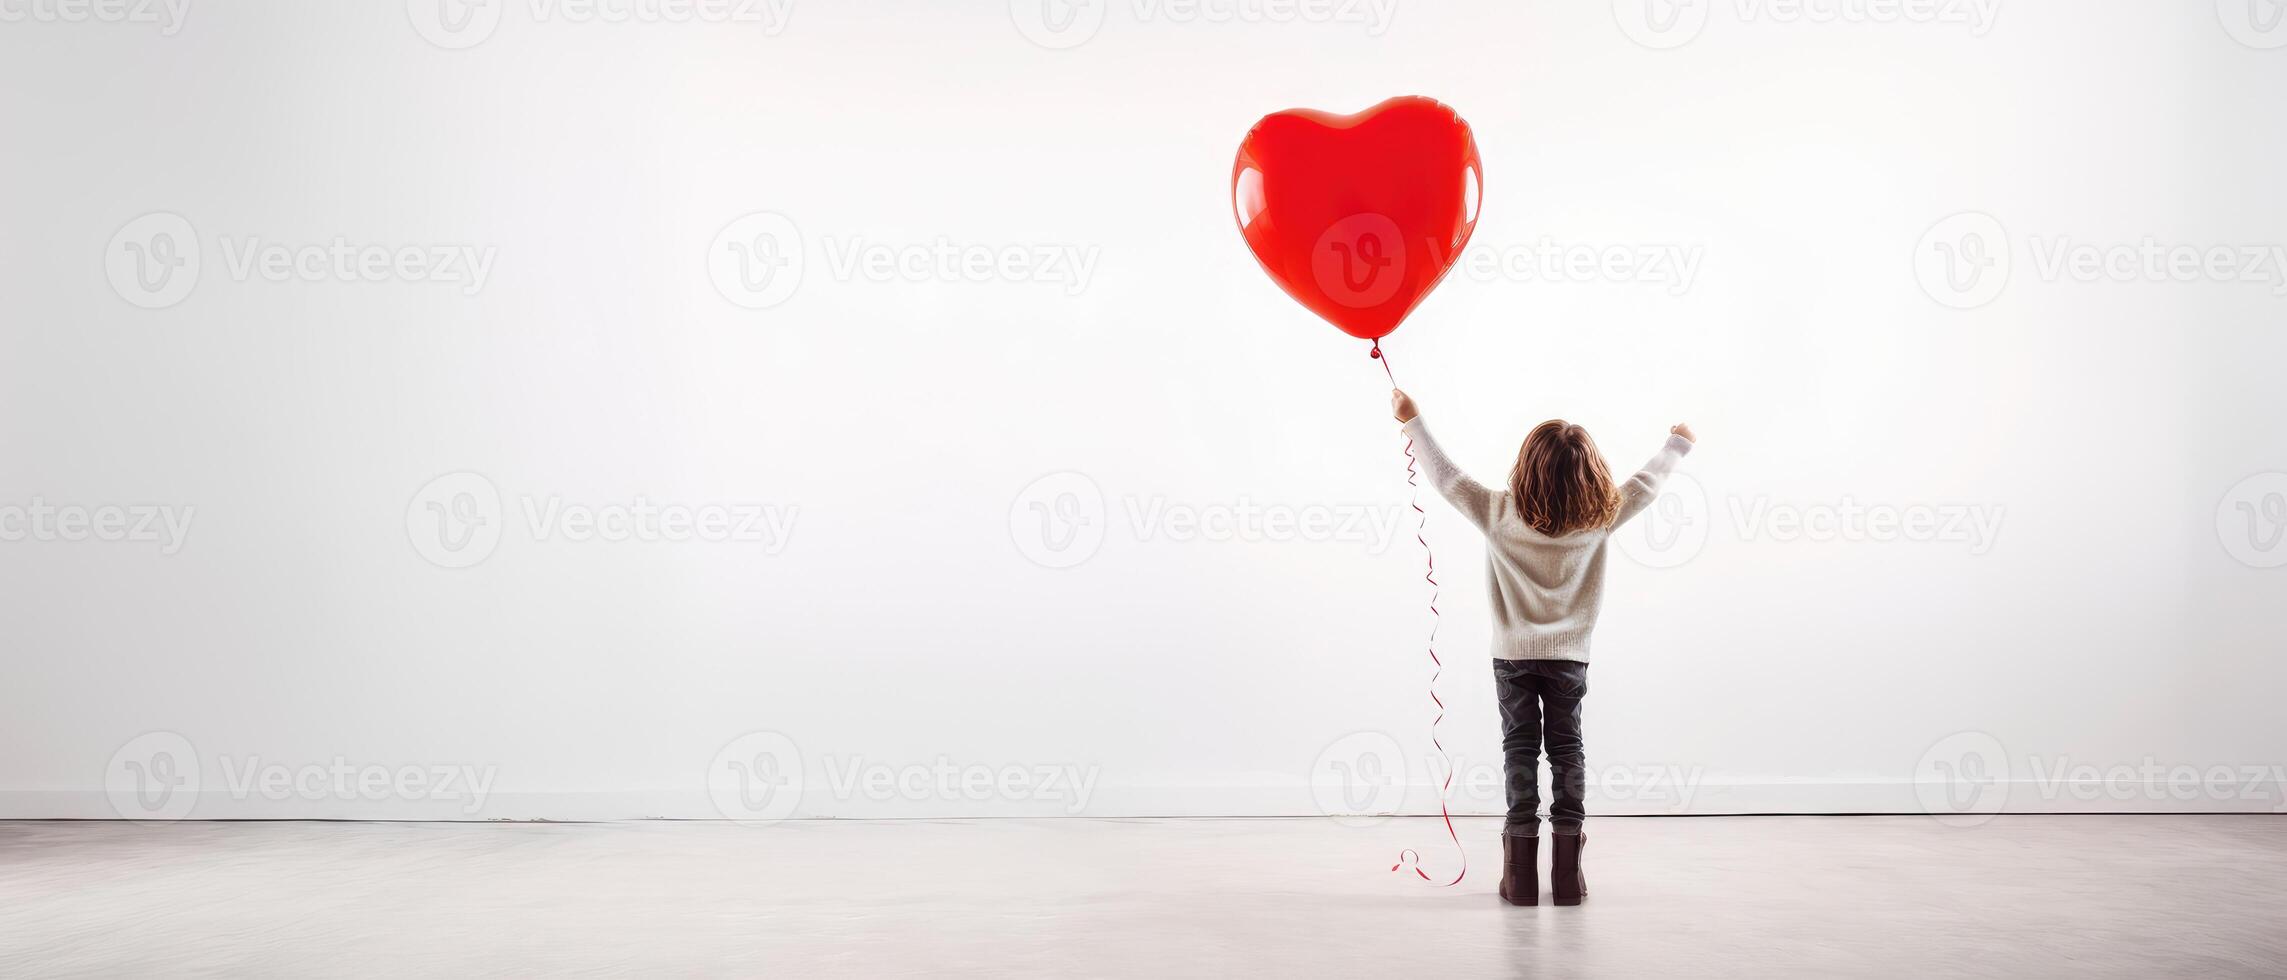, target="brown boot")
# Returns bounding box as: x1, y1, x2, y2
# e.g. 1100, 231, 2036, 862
1497, 833, 1538, 906
1549, 832, 1587, 906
